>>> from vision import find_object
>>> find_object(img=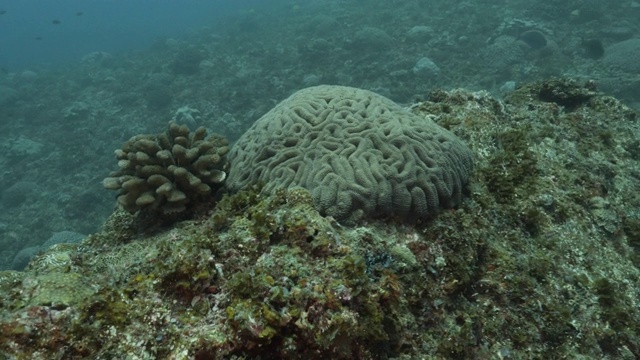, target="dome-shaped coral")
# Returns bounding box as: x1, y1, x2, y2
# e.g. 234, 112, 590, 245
227, 85, 474, 222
